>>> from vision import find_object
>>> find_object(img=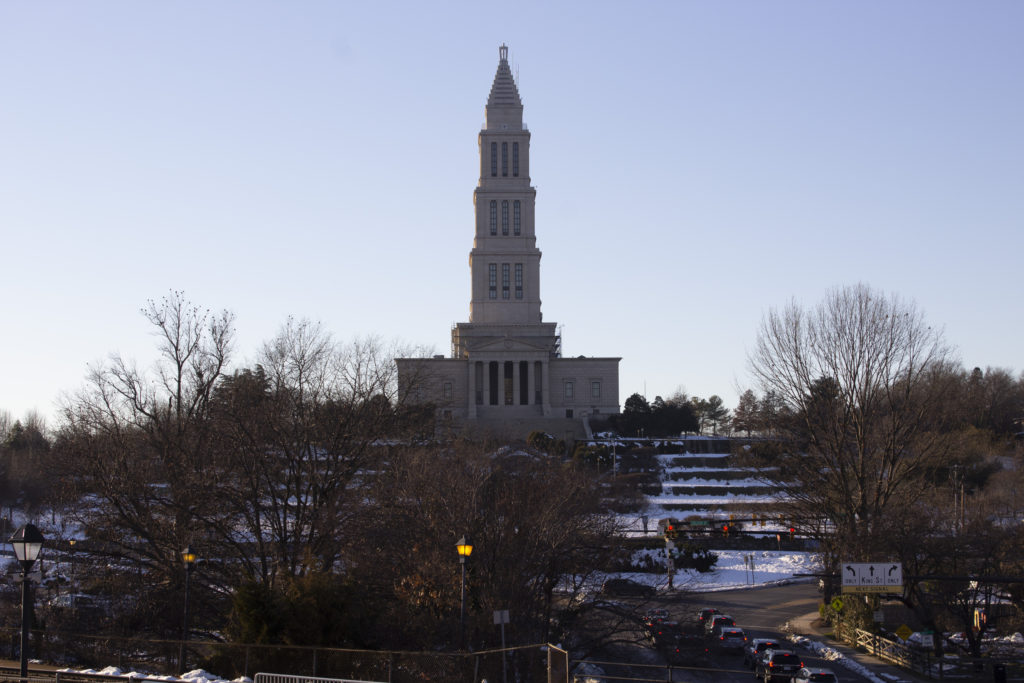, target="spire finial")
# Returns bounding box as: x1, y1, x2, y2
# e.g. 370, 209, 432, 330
499, 44, 508, 62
